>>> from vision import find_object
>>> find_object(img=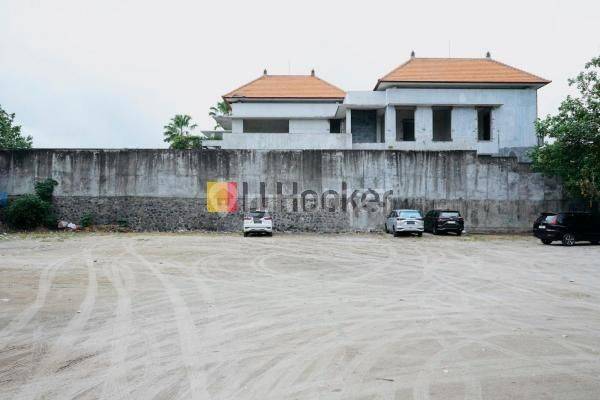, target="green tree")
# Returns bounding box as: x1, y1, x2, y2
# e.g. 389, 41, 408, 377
208, 100, 231, 130
163, 114, 202, 149
531, 55, 600, 205
0, 105, 33, 149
